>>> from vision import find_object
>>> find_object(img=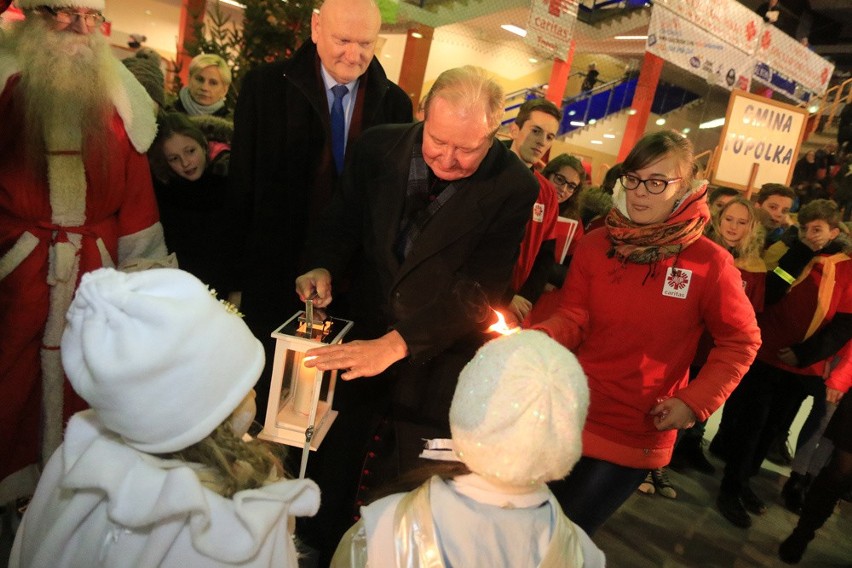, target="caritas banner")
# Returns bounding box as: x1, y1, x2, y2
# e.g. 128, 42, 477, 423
654, 0, 761, 55
754, 25, 834, 98
647, 5, 752, 92
524, 0, 580, 60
